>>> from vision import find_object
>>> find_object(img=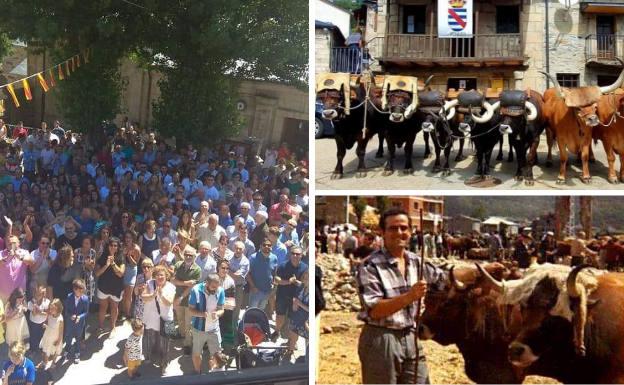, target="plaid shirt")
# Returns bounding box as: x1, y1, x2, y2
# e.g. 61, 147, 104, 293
357, 248, 446, 330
